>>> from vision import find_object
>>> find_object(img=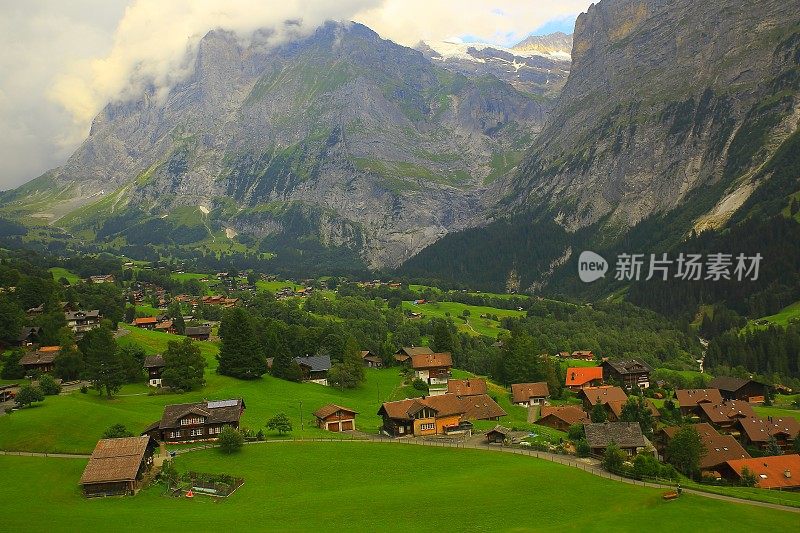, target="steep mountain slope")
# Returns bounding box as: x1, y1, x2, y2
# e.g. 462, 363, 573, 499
405, 0, 800, 298
1, 22, 550, 269
505, 0, 800, 231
